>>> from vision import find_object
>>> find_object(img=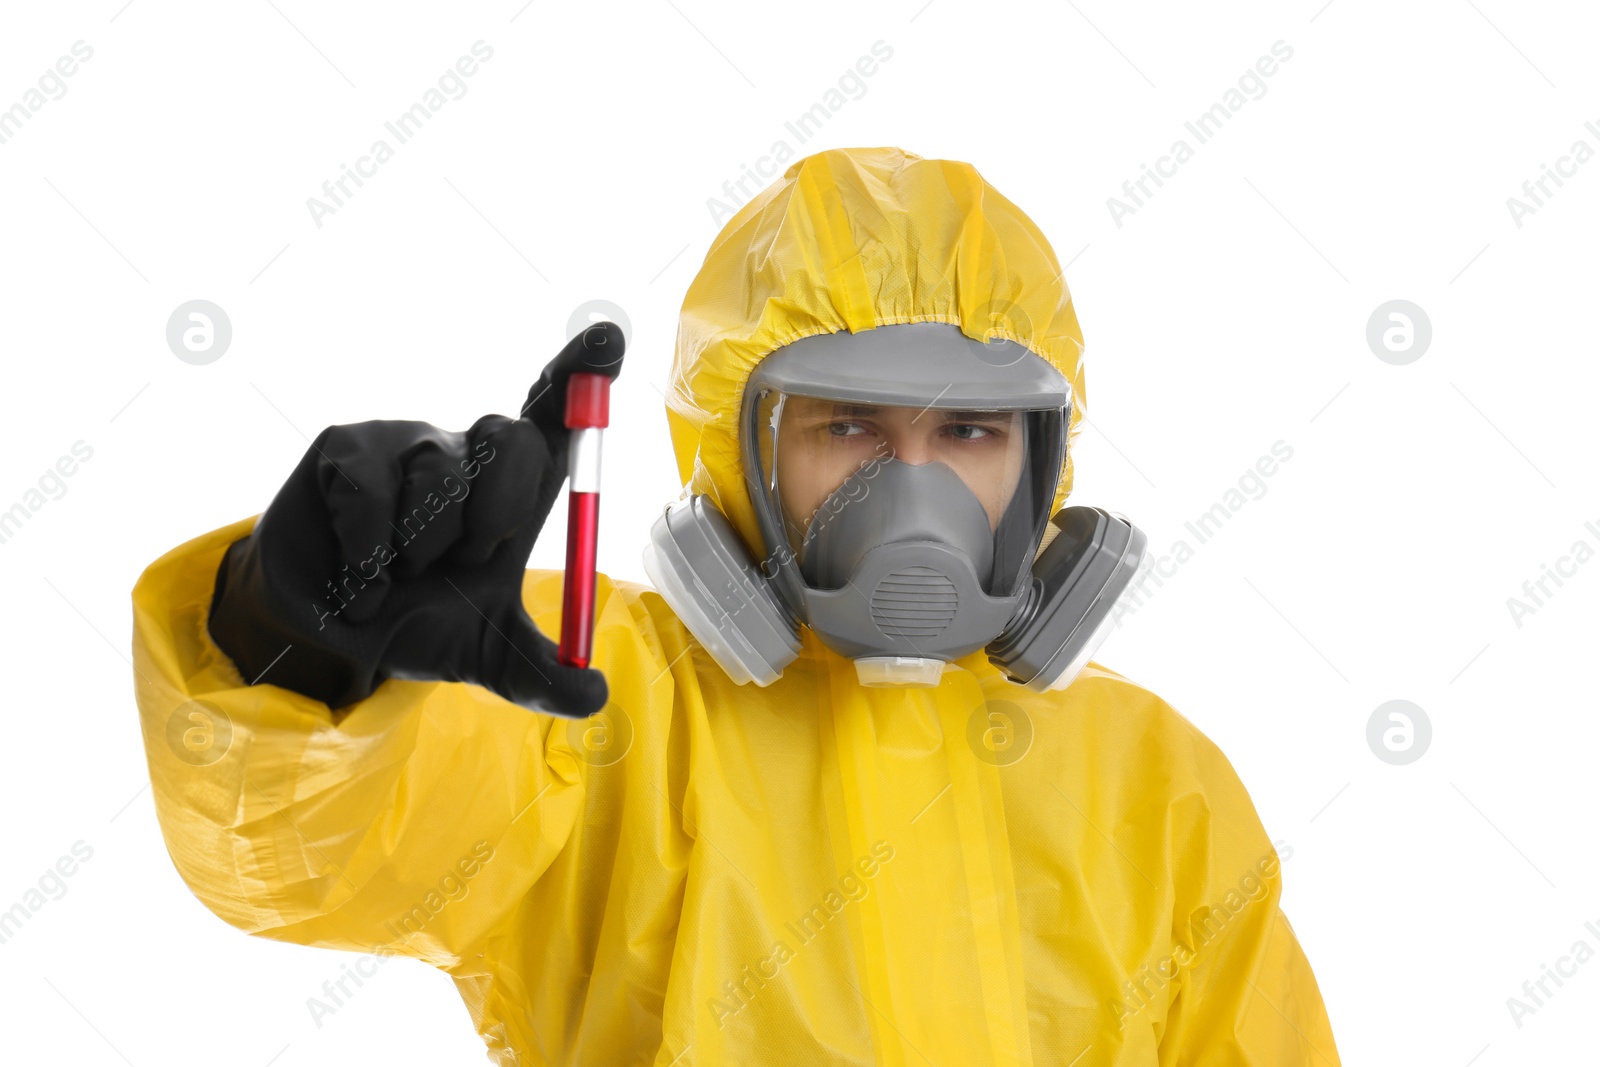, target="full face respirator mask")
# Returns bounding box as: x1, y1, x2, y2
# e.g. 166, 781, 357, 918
643, 322, 1146, 690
